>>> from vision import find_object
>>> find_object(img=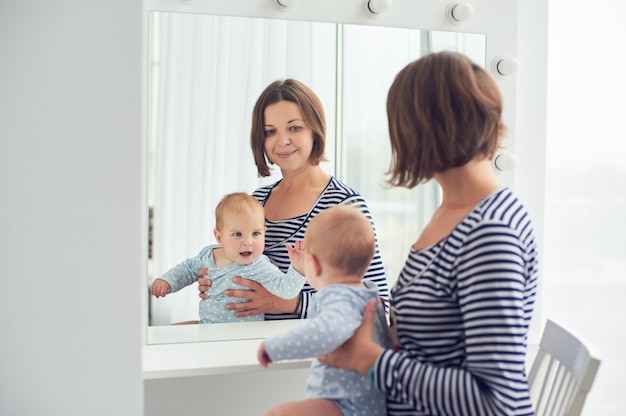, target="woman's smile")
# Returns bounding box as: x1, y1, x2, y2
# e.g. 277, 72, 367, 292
276, 149, 298, 159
